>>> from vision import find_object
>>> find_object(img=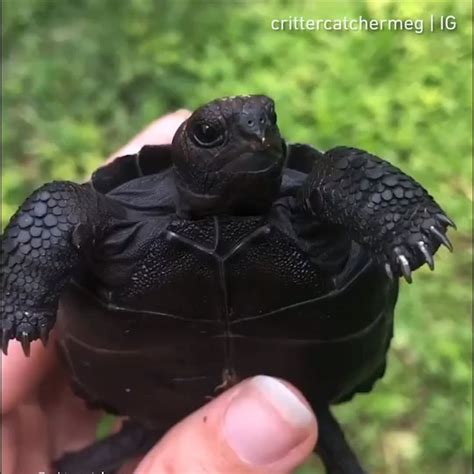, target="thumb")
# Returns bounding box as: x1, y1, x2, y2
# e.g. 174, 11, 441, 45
136, 376, 318, 473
